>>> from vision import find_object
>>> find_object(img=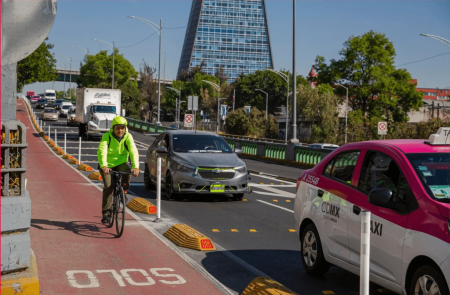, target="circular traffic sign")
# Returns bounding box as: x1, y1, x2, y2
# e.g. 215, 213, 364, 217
379, 123, 386, 131
185, 115, 193, 123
